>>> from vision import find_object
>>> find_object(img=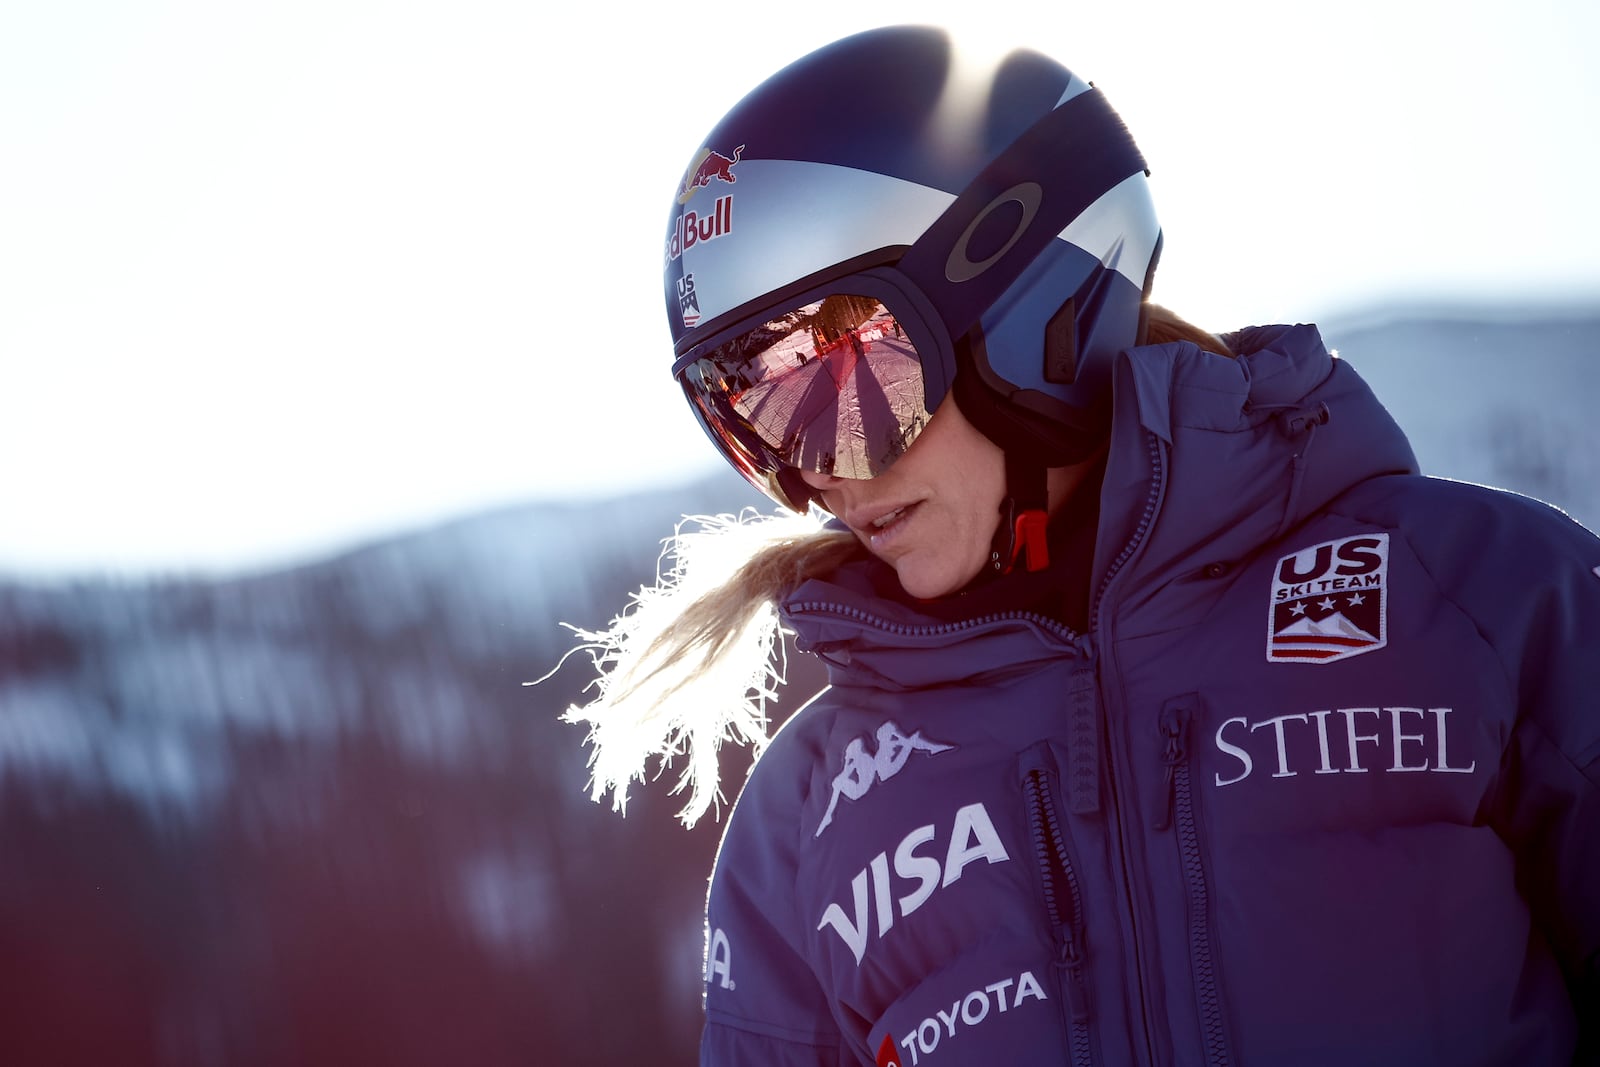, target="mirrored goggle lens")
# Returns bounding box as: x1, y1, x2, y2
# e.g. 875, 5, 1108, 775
679, 294, 932, 484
